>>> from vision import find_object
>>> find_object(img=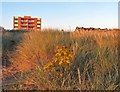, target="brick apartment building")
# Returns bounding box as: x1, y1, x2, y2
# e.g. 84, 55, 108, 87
13, 16, 41, 31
